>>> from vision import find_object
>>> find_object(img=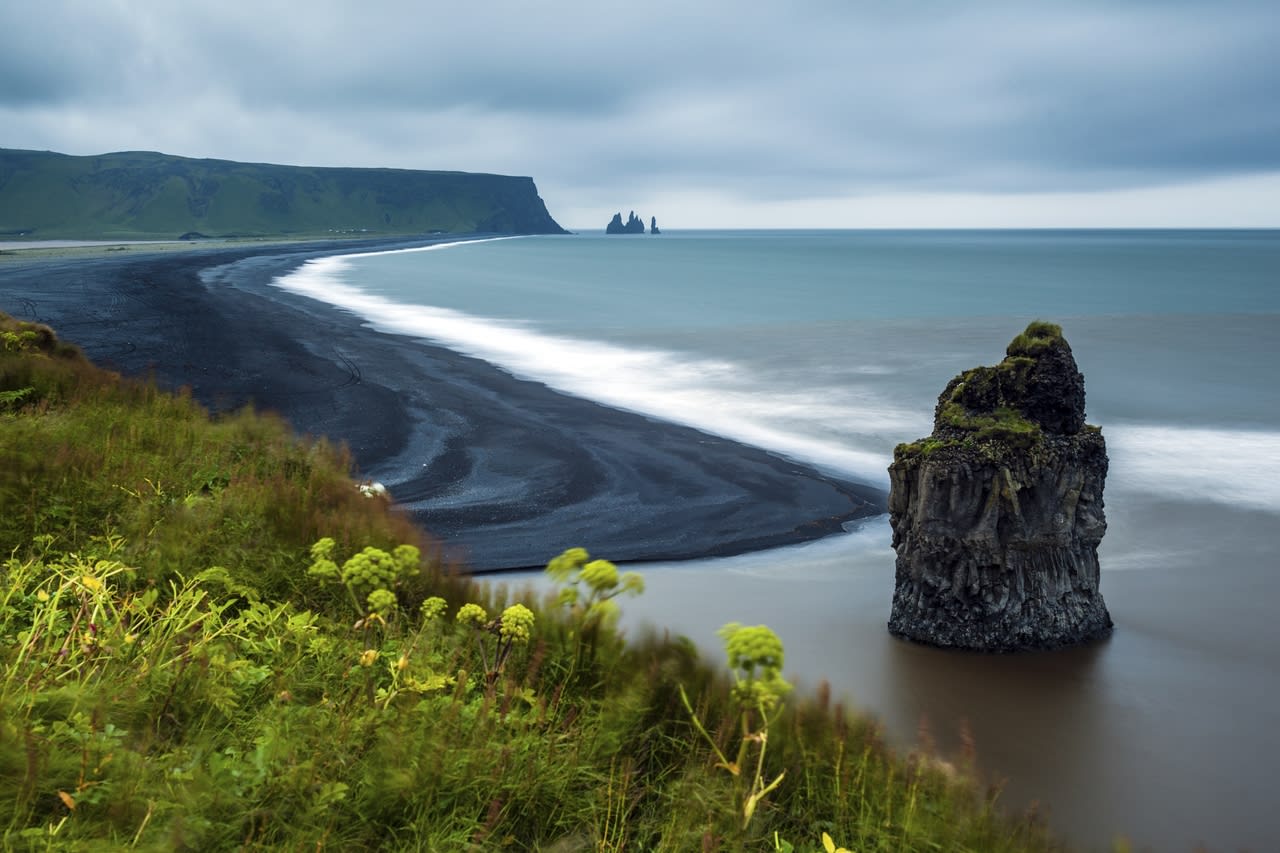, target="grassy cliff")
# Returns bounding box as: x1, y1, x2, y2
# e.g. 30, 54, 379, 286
0, 313, 1062, 851
0, 149, 568, 240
